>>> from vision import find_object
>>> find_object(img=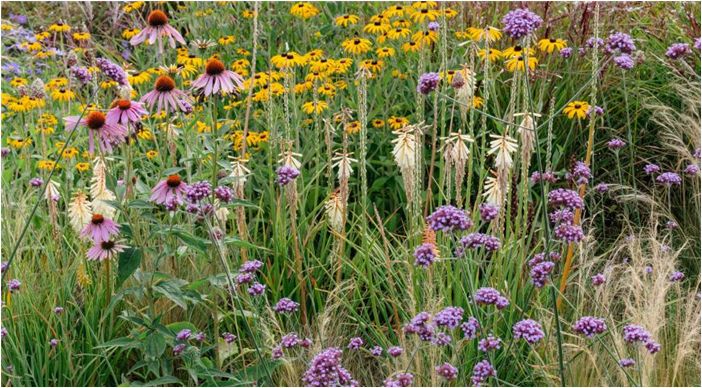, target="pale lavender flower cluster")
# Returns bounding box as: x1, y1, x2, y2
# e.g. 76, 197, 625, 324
684, 164, 699, 176
554, 223, 585, 243
548, 189, 584, 209
433, 306, 464, 329
96, 57, 128, 86
512, 319, 544, 344
455, 233, 501, 255
619, 358, 636, 368
643, 163, 661, 175
591, 273, 606, 285
501, 8, 542, 39
8, 279, 21, 292
607, 138, 626, 150
461, 317, 481, 339
413, 243, 437, 268
276, 165, 300, 186
560, 47, 573, 58
274, 297, 300, 314
669, 271, 684, 282
176, 329, 192, 341
214, 186, 235, 202
478, 334, 502, 352
613, 54, 635, 70
622, 324, 660, 354
427, 21, 440, 32
435, 362, 458, 381
471, 360, 496, 387
29, 177, 43, 187
388, 346, 403, 357
404, 312, 435, 341
185, 181, 212, 203
370, 346, 383, 356
384, 373, 414, 387
656, 172, 682, 186
549, 208, 574, 225
479, 203, 499, 222
474, 287, 509, 309
431, 332, 452, 346
567, 161, 592, 185
529, 260, 555, 288
528, 251, 561, 267
586, 37, 604, 49
588, 105, 605, 116
531, 169, 559, 184
70, 66, 92, 84
606, 32, 636, 54
572, 316, 607, 338
417, 72, 440, 94
665, 43, 691, 59
347, 337, 363, 350
302, 347, 357, 387
595, 183, 609, 193
426, 205, 472, 233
